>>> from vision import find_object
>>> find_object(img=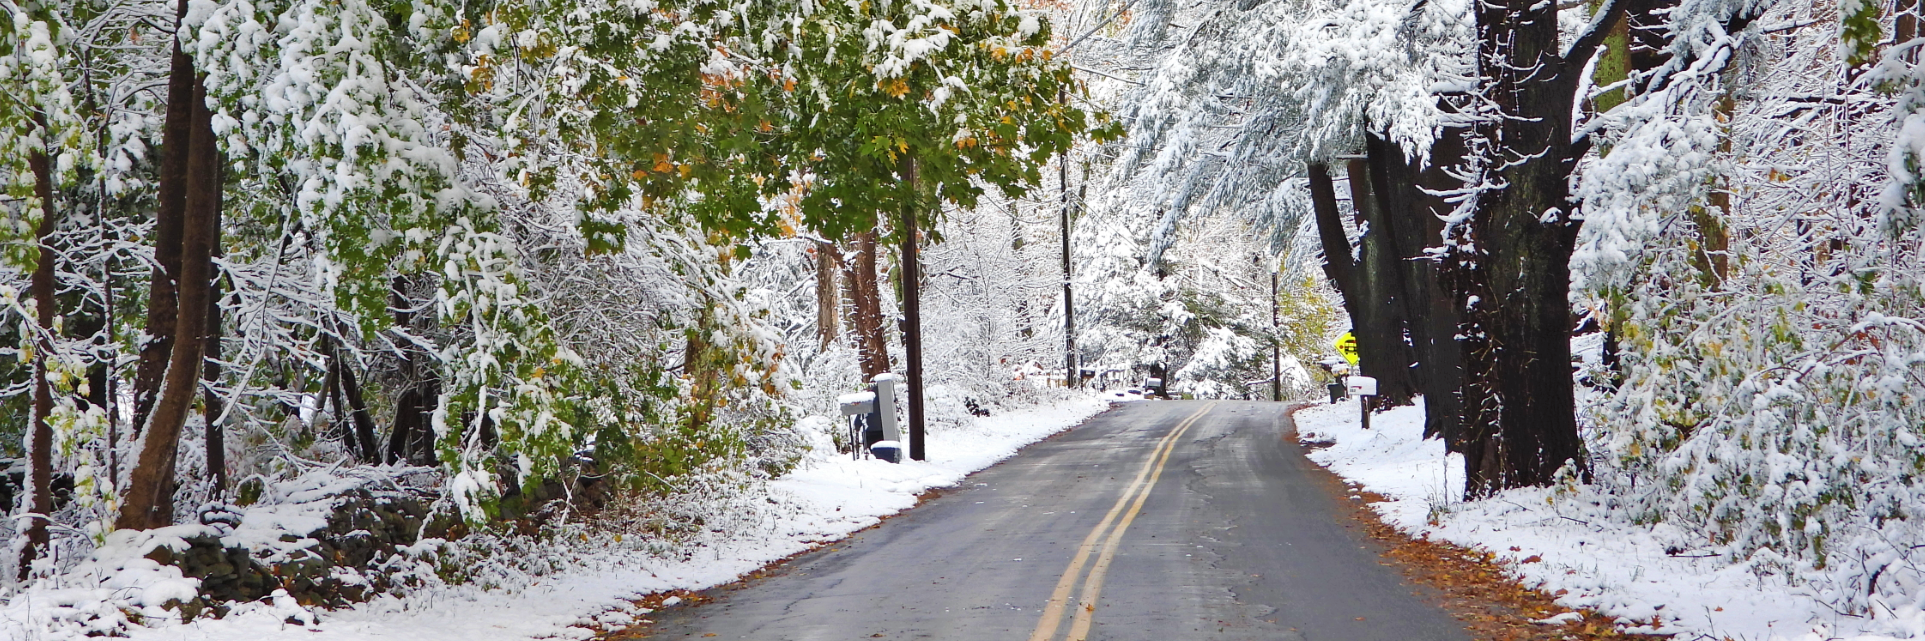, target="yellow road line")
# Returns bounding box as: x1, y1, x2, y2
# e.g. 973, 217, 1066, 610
1028, 402, 1216, 641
